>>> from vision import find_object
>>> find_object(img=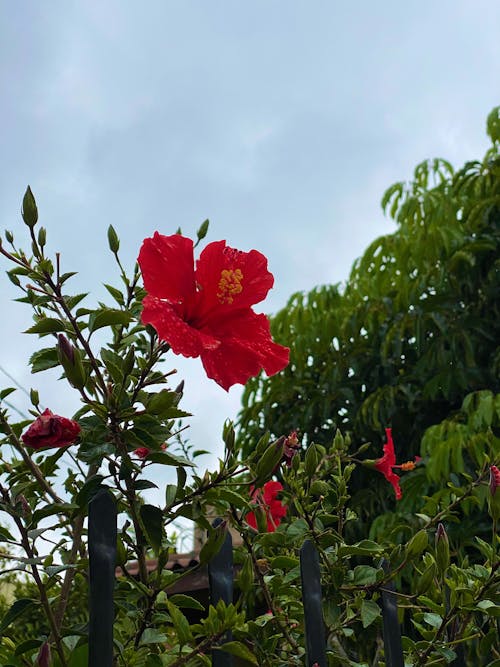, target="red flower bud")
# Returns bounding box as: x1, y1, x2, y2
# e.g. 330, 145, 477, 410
36, 641, 51, 667
489, 465, 500, 496
22, 409, 80, 450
